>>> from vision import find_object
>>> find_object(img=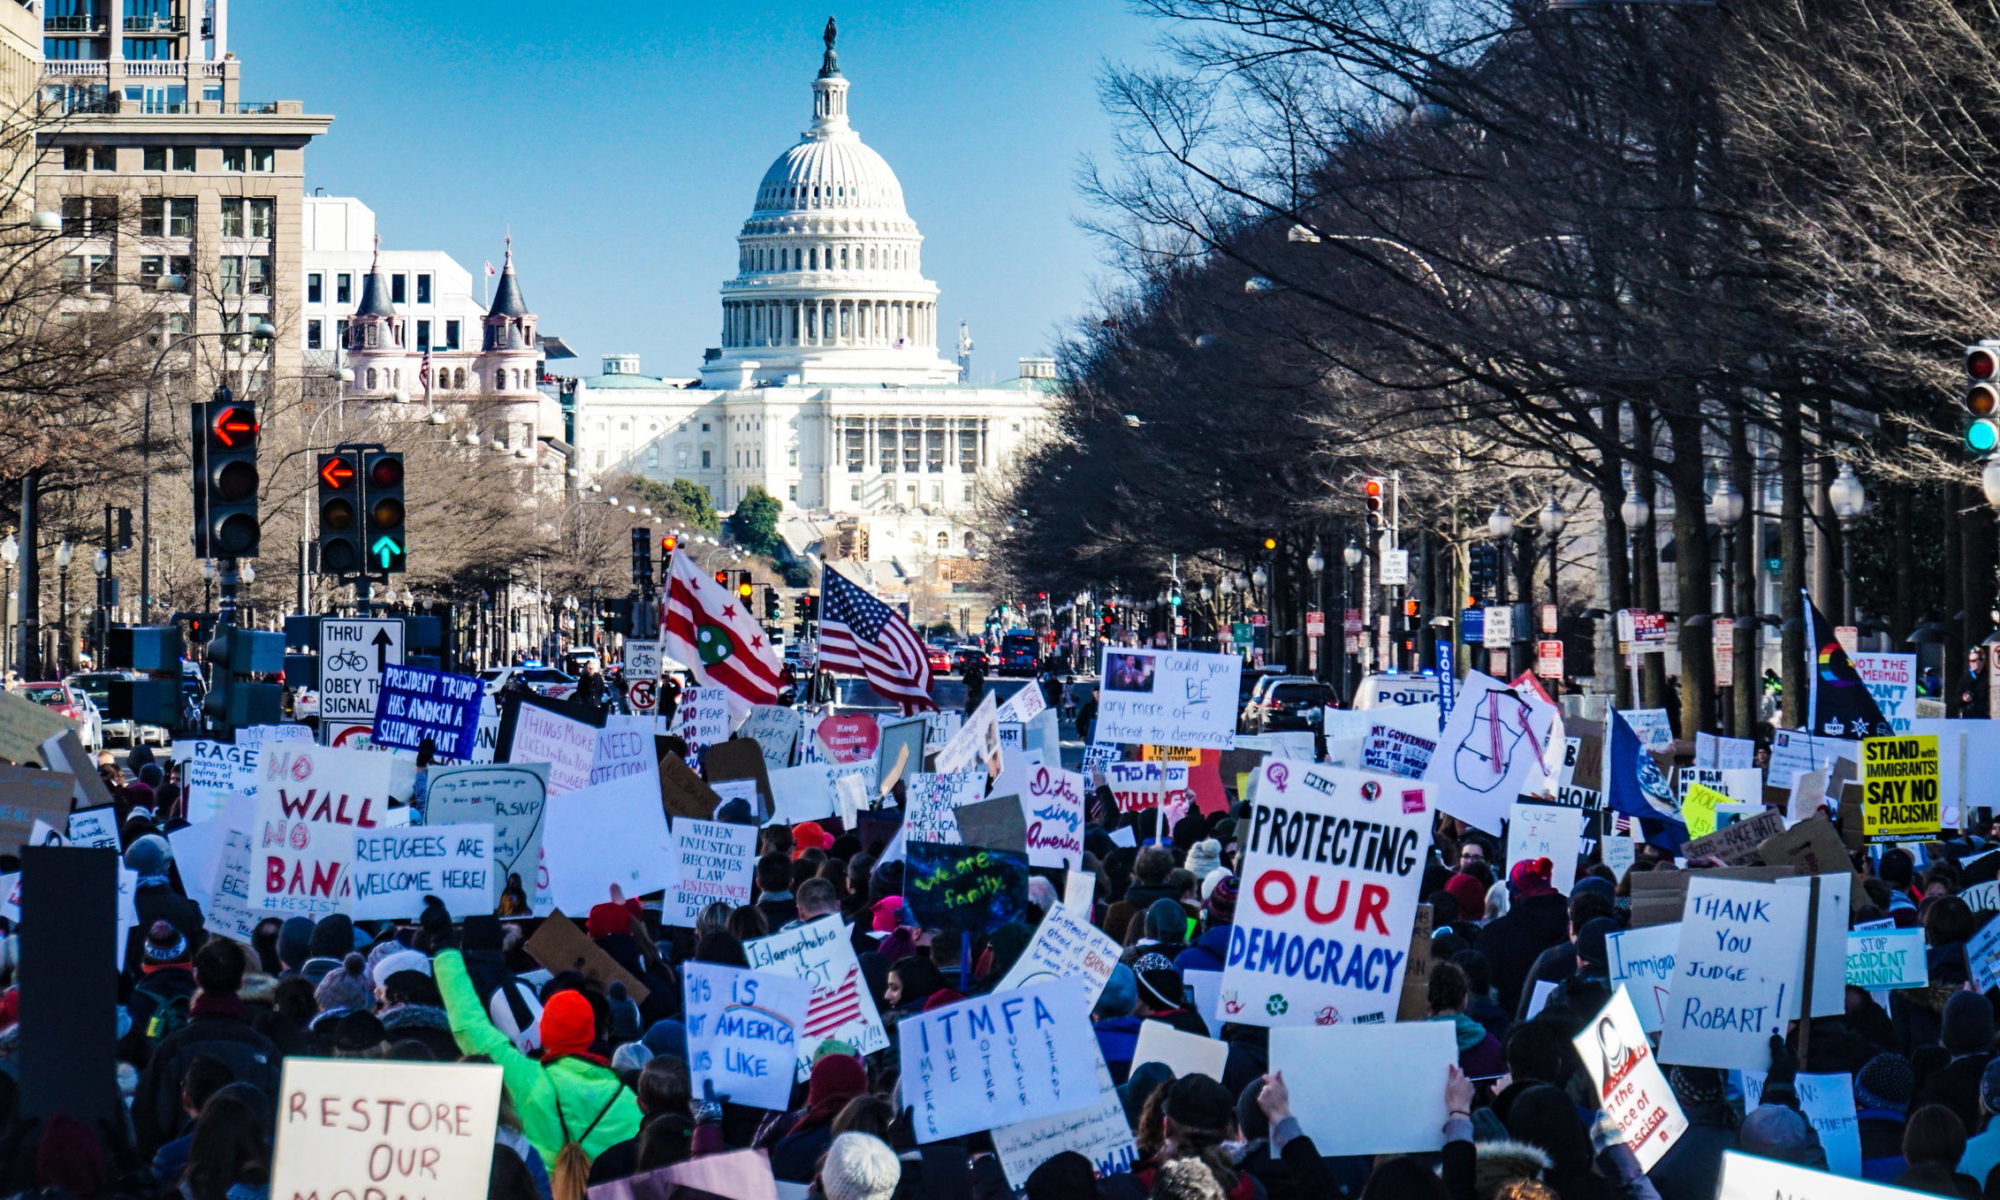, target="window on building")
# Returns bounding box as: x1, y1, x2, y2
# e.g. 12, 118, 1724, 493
143, 146, 165, 171
701, 450, 711, 469
931, 484, 942, 503
647, 446, 659, 469
138, 197, 190, 238
851, 484, 861, 501
218, 256, 242, 295
596, 450, 605, 469
963, 484, 974, 503
391, 274, 406, 304
251, 147, 274, 171
306, 319, 322, 350
959, 429, 978, 472
79, 254, 110, 294
165, 312, 189, 336
336, 319, 349, 345
366, 367, 377, 390
57, 255, 83, 291
700, 422, 710, 432
246, 257, 270, 296
963, 531, 976, 551
937, 532, 949, 550
336, 273, 352, 304
247, 199, 272, 238
788, 446, 798, 467
220, 197, 242, 236
416, 273, 432, 304
364, 323, 379, 348
789, 485, 798, 501
58, 197, 83, 236
452, 367, 464, 388
416, 319, 430, 350
222, 146, 245, 171
445, 319, 460, 349
138, 254, 189, 290
307, 273, 322, 304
